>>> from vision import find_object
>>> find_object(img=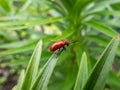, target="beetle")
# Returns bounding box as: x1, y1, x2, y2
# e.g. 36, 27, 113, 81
50, 40, 69, 52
